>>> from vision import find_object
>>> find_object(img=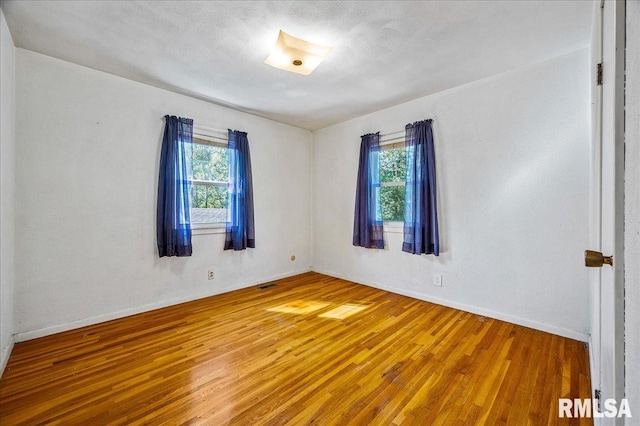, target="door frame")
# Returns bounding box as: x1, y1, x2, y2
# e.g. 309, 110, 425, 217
589, 0, 625, 423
